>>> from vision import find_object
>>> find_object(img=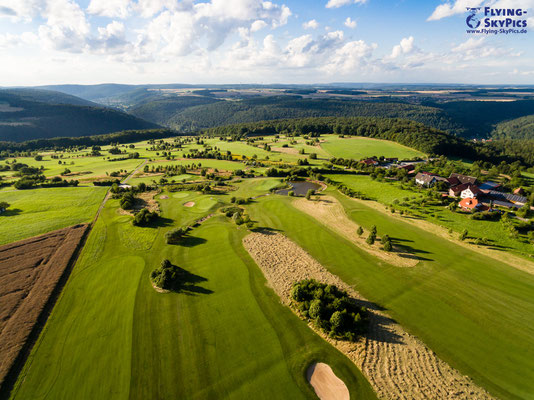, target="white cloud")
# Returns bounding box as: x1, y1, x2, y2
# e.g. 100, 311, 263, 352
326, 0, 366, 9
390, 36, 414, 58
344, 17, 357, 28
251, 19, 268, 31
87, 0, 131, 19
0, 32, 37, 48
0, 0, 44, 22
323, 40, 376, 74
303, 19, 319, 29
428, 0, 483, 21
38, 0, 91, 52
